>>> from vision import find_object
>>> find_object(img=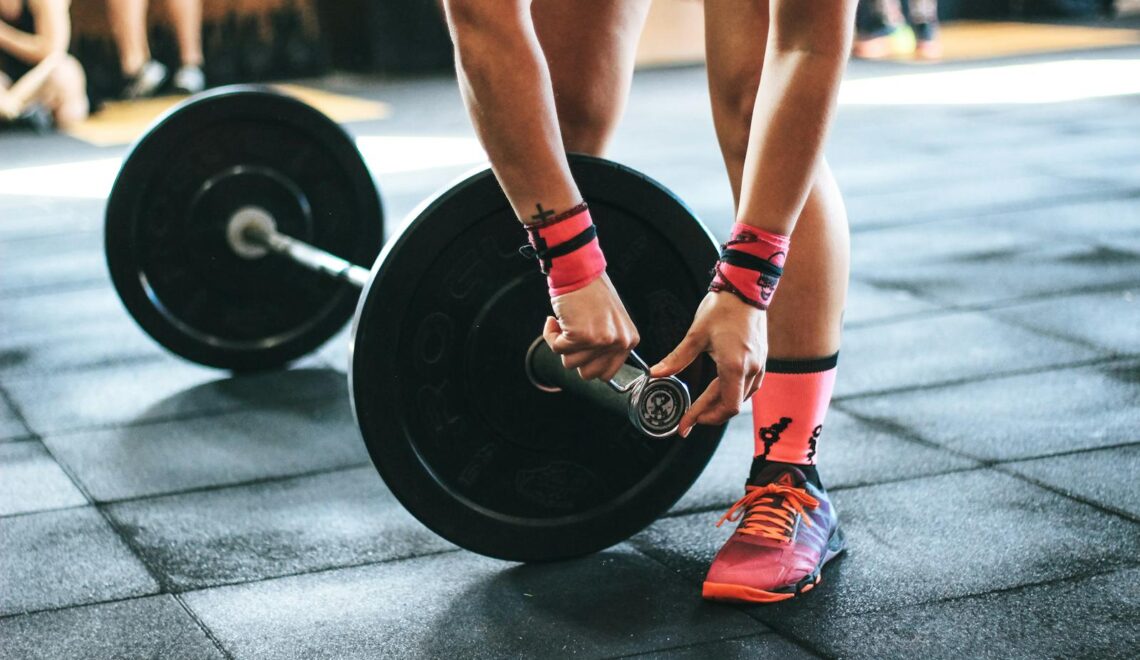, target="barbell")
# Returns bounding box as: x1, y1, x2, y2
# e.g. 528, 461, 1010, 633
104, 85, 727, 561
